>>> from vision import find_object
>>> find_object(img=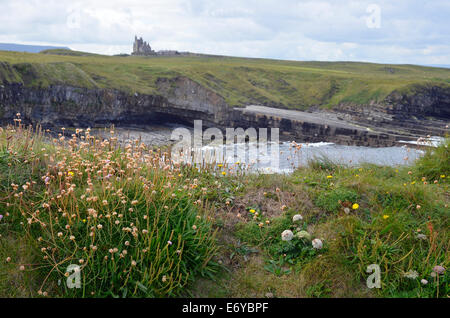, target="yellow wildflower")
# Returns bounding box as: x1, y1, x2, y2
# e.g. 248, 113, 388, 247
326, 175, 333, 179
68, 171, 74, 176
221, 171, 226, 176
352, 203, 359, 210
383, 215, 389, 219
249, 209, 256, 214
